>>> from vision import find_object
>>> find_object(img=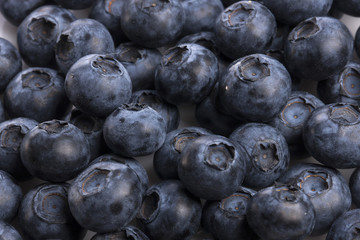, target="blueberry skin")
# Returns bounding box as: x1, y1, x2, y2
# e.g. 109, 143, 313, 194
55, 18, 115, 74
284, 17, 353, 81
103, 103, 167, 157
178, 31, 221, 56
18, 183, 86, 239
214, 1, 276, 60
318, 62, 360, 105
178, 135, 246, 200
0, 101, 5, 123
68, 109, 108, 161
180, 0, 224, 36
90, 0, 128, 45
0, 118, 38, 181
269, 23, 290, 51
334, 0, 360, 17
0, 170, 22, 223
121, 0, 185, 48
17, 5, 76, 67
137, 180, 202, 240
229, 123, 290, 189
349, 168, 360, 207
261, 0, 332, 26
20, 120, 90, 182
91, 226, 149, 240
53, 0, 96, 9
91, 153, 149, 195
0, 0, 48, 26
202, 187, 259, 240
0, 221, 22, 240
247, 185, 316, 240
68, 161, 143, 233
326, 209, 360, 240
65, 54, 132, 117
277, 163, 352, 236
130, 90, 180, 133
354, 26, 360, 61
4, 67, 71, 122
155, 43, 219, 105
268, 91, 324, 157
0, 38, 22, 91
303, 103, 360, 168
114, 43, 162, 91
153, 127, 212, 180
217, 54, 292, 122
